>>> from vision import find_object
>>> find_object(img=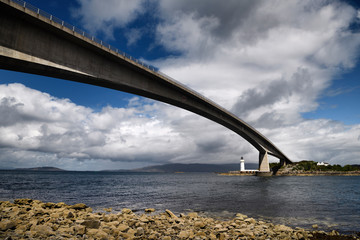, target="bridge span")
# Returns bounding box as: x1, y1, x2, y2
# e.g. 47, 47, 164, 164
0, 0, 292, 172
